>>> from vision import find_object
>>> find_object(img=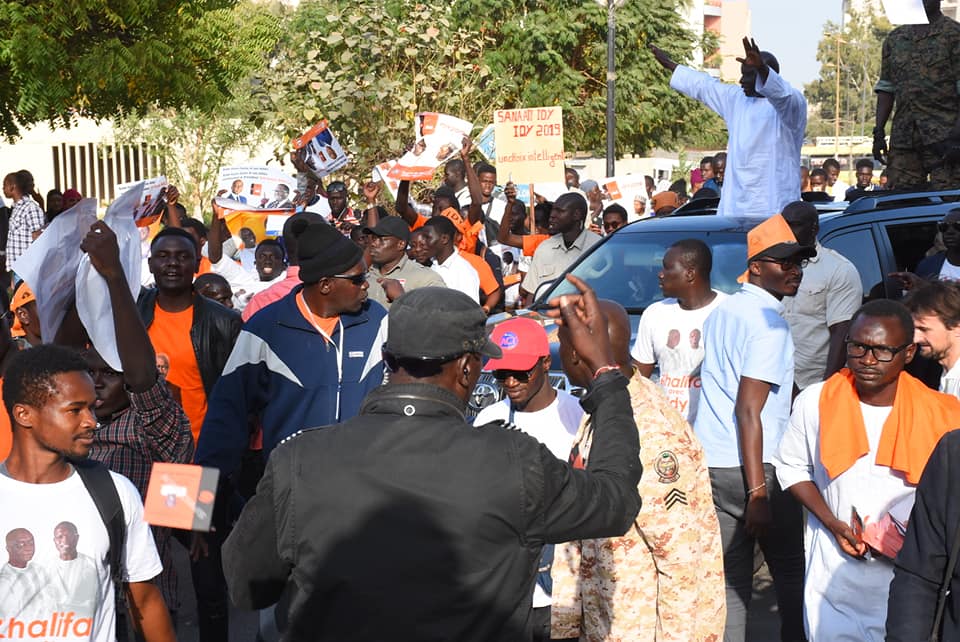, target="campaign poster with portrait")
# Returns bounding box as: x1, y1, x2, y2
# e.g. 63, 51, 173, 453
292, 120, 349, 178
387, 112, 474, 181
216, 165, 298, 210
